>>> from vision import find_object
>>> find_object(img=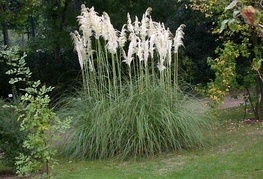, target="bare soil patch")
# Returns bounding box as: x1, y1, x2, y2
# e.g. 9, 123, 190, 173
220, 94, 245, 109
